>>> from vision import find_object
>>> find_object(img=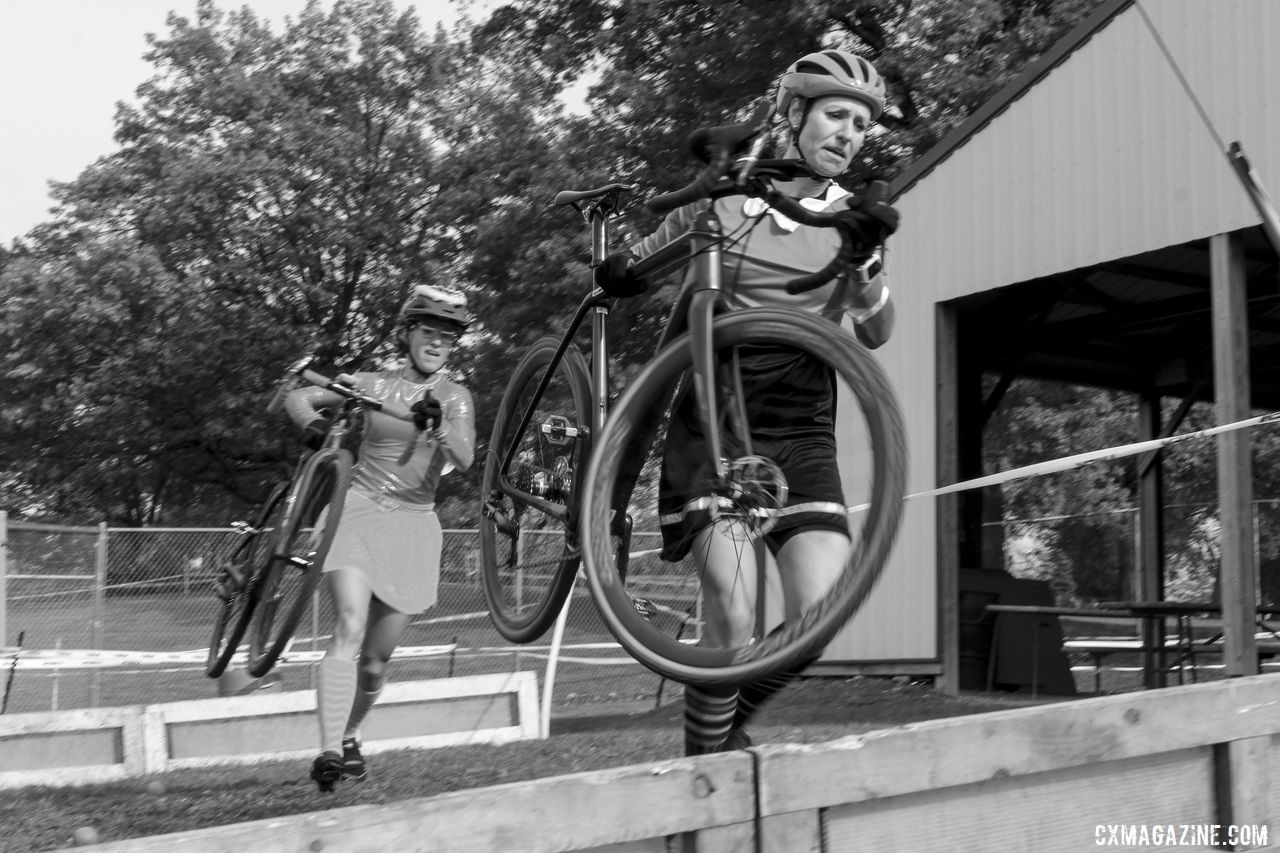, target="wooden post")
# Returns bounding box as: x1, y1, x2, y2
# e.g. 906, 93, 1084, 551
935, 303, 961, 695
1210, 232, 1258, 676
0, 511, 7, 652
92, 523, 108, 707
1137, 391, 1167, 688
